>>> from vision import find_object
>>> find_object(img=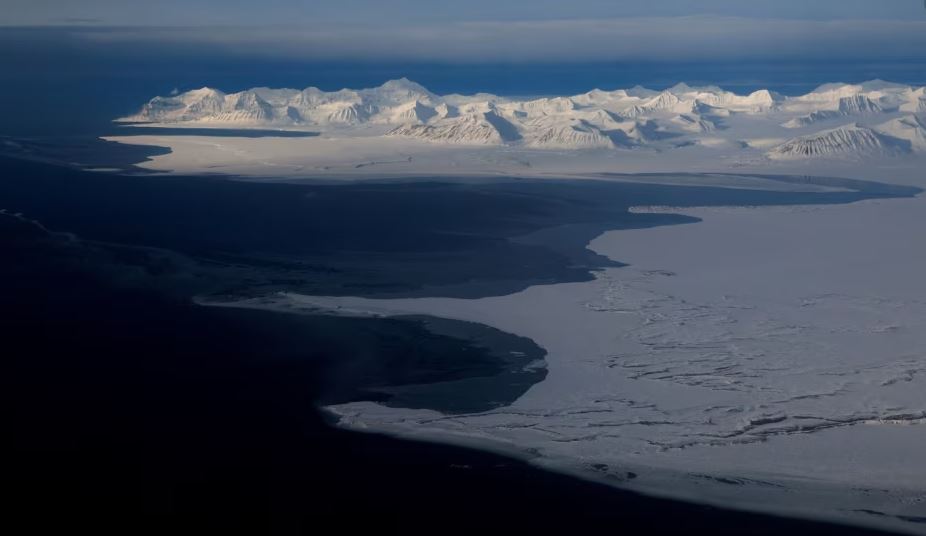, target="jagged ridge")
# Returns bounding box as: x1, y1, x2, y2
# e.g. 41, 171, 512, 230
122, 79, 926, 156
769, 124, 911, 160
